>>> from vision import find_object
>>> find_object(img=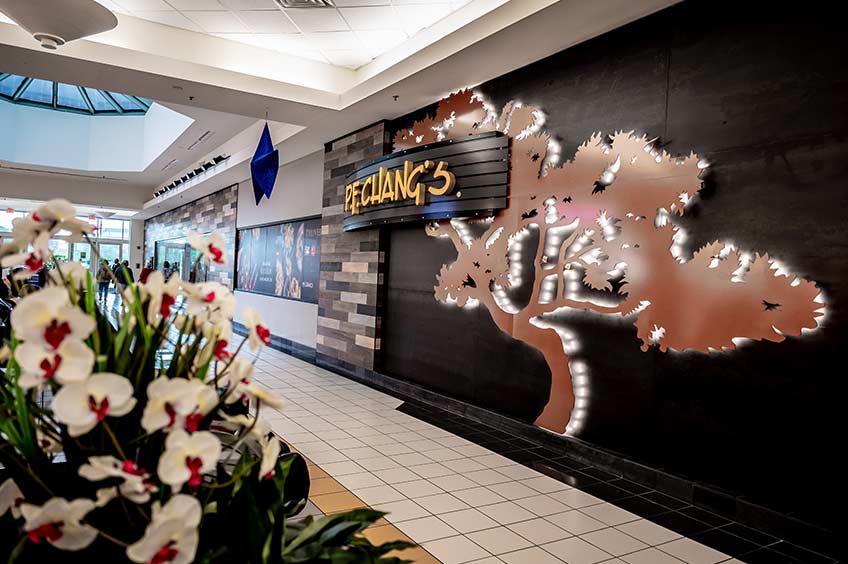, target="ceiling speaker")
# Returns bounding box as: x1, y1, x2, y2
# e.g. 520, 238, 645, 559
0, 0, 118, 50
